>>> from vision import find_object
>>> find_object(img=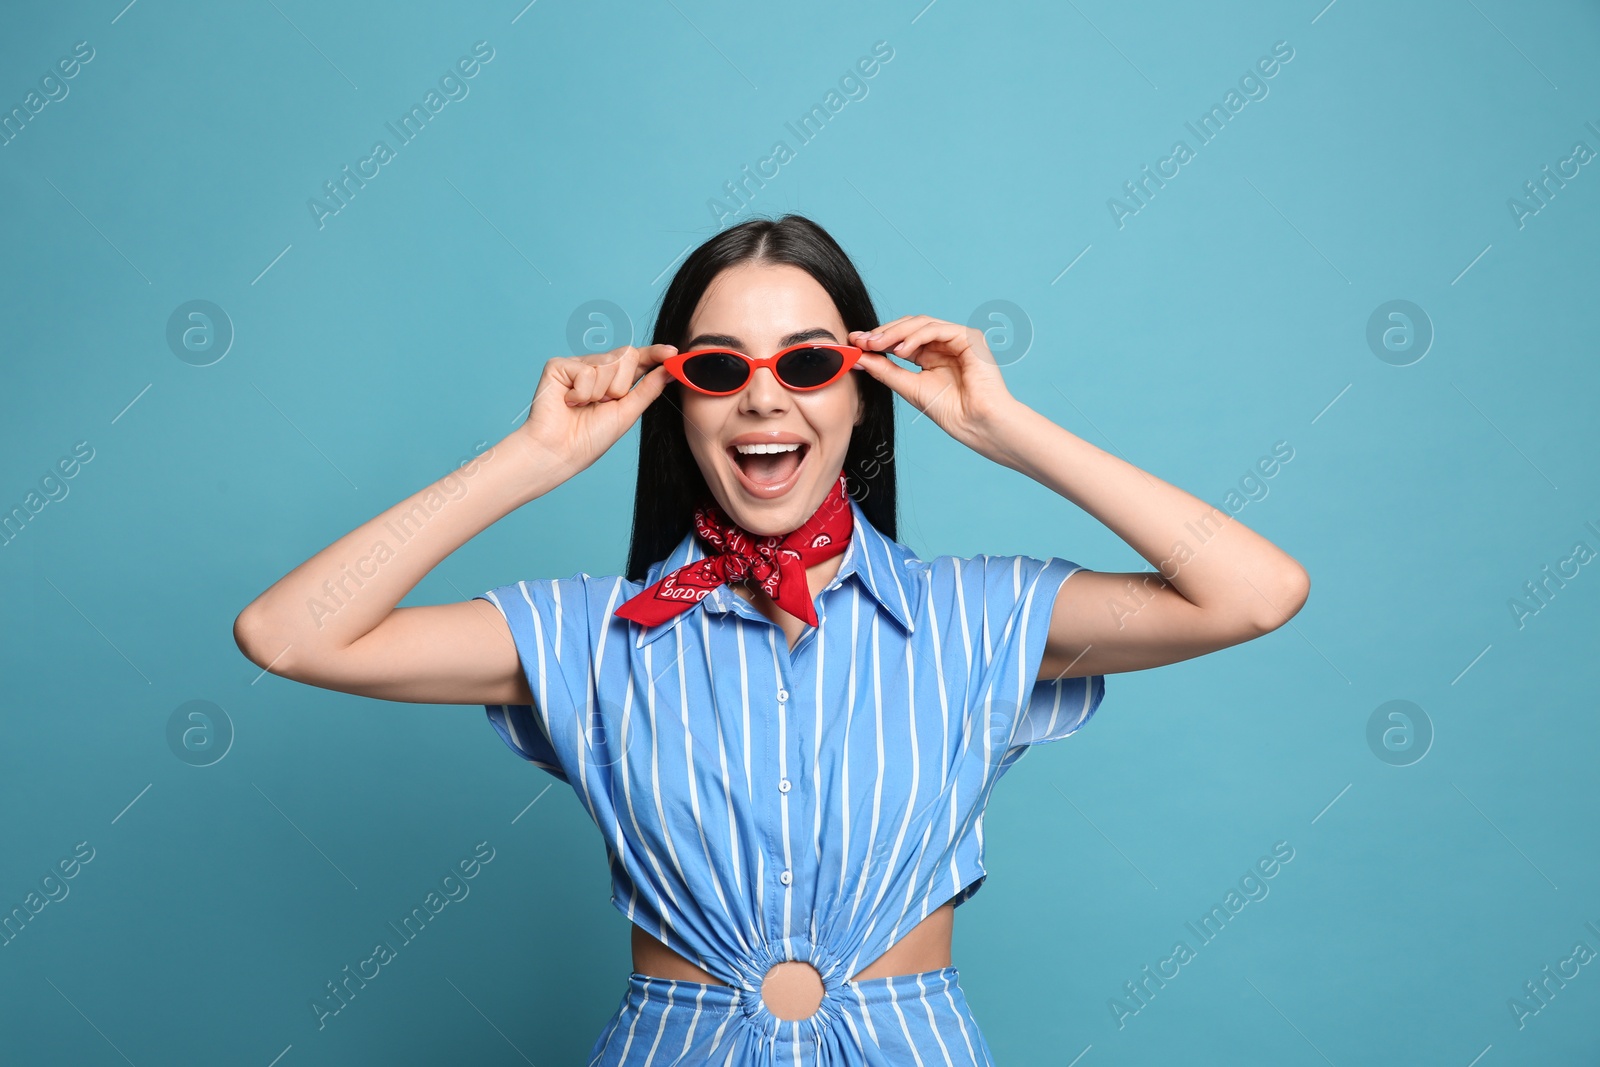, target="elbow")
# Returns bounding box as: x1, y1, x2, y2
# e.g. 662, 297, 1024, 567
232, 606, 267, 668
1248, 564, 1310, 635
233, 605, 295, 677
